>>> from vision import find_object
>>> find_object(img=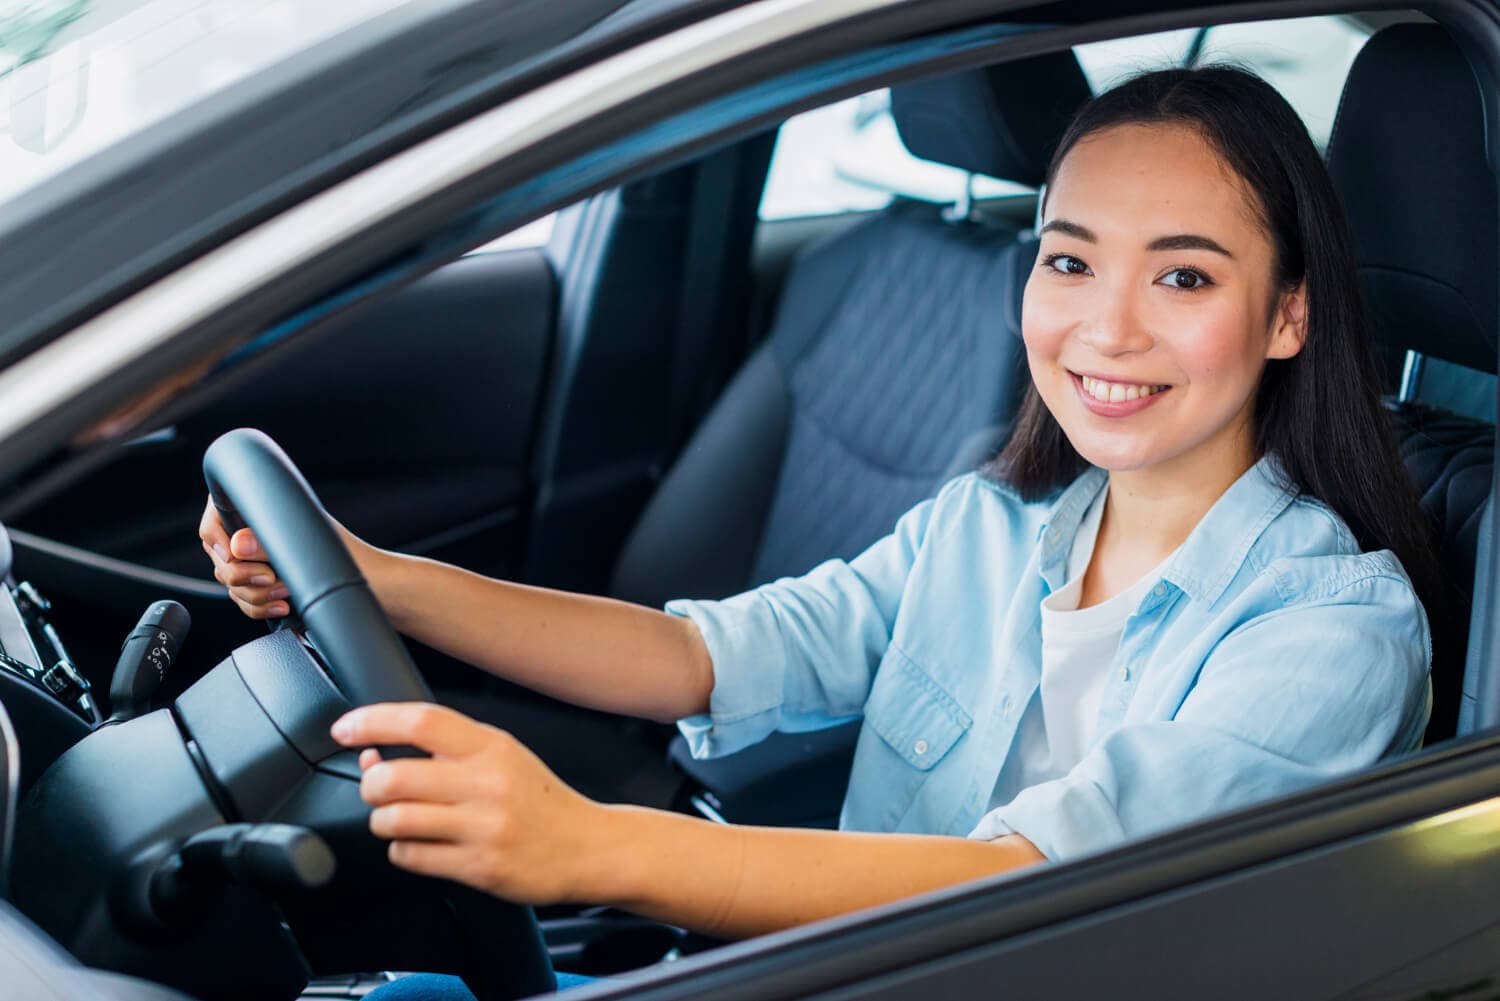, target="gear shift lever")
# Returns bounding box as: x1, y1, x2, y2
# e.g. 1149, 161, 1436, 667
108, 600, 191, 723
